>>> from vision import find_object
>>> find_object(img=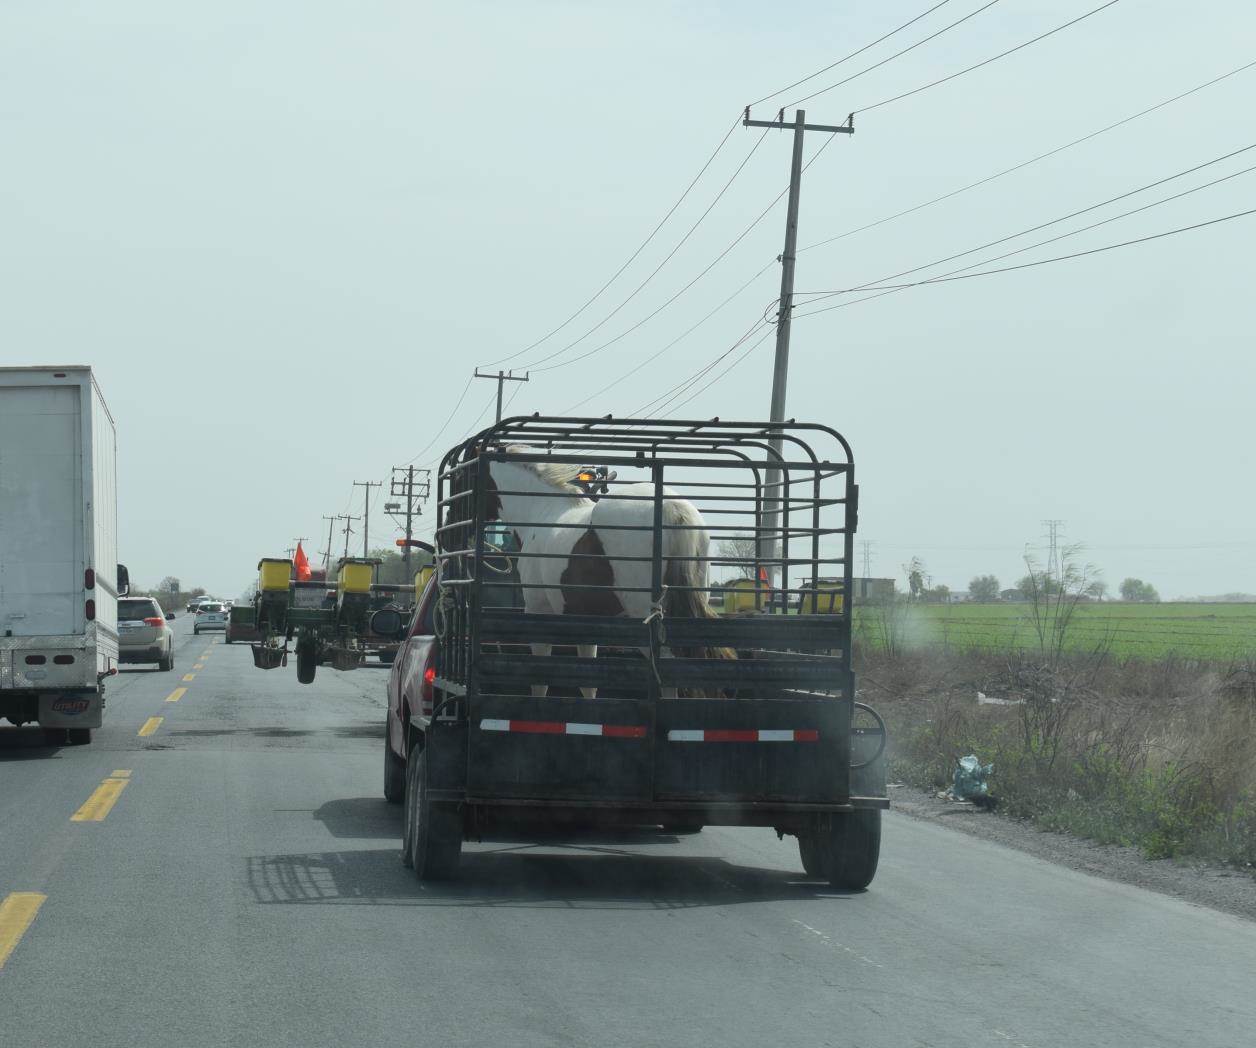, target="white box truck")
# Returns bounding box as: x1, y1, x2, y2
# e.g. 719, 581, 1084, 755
0, 365, 127, 744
